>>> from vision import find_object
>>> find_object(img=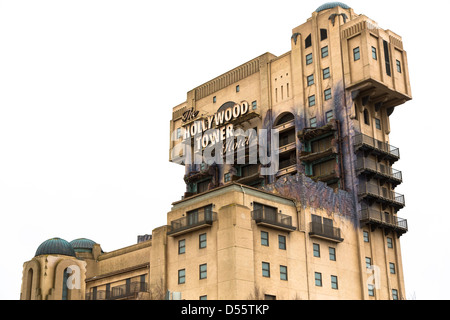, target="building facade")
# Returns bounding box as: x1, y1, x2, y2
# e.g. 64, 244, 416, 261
21, 2, 411, 300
